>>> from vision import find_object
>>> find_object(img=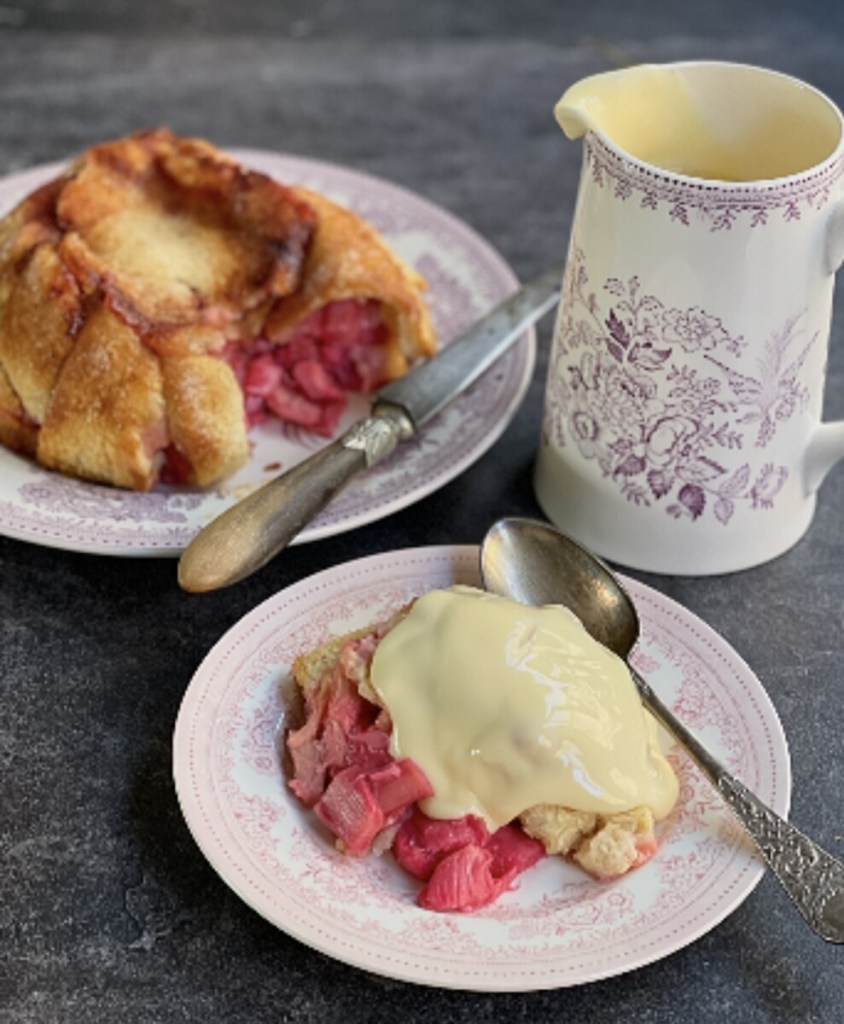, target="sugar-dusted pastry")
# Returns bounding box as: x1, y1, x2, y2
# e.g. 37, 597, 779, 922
224, 184, 436, 440
0, 129, 436, 490
265, 186, 435, 380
